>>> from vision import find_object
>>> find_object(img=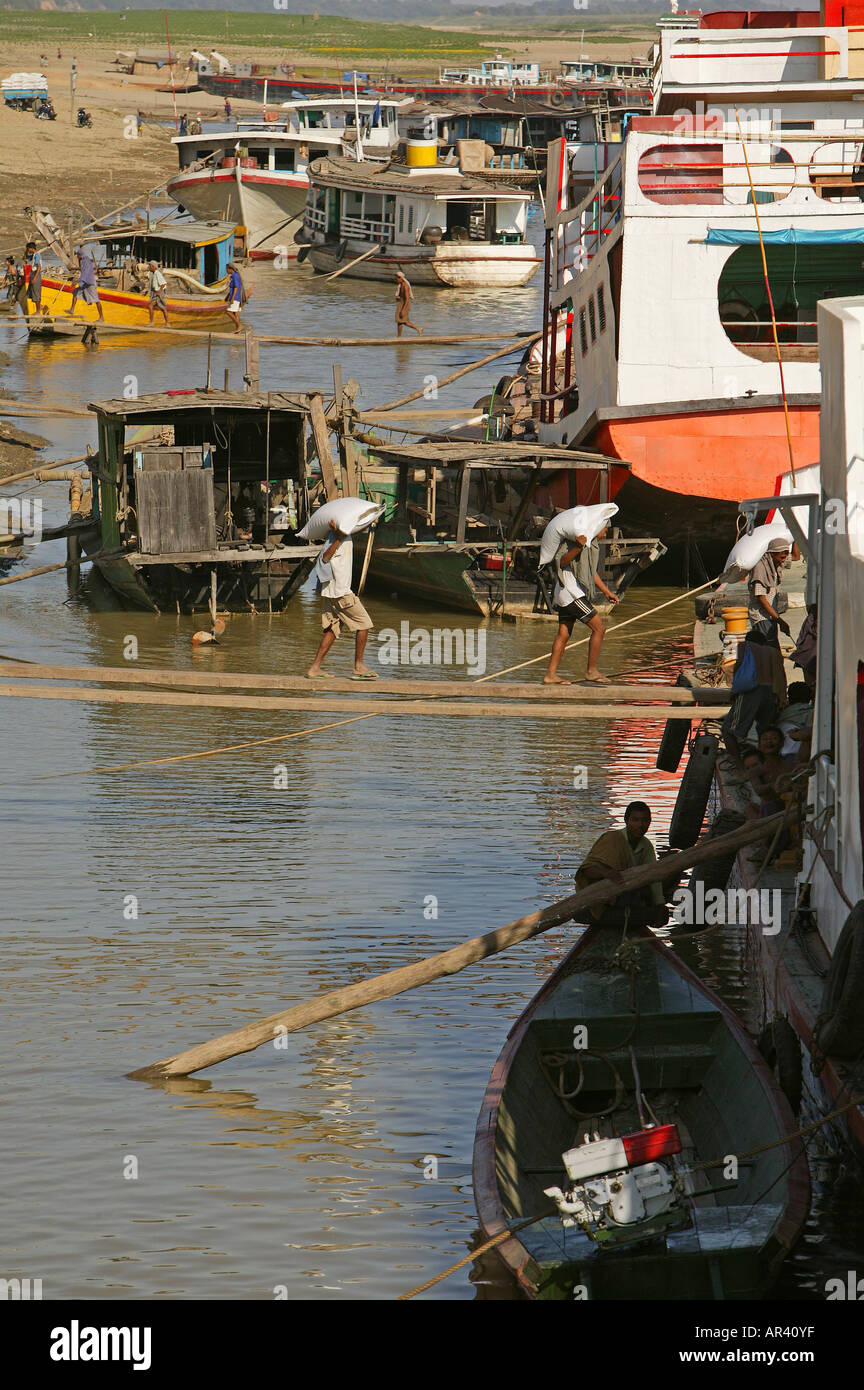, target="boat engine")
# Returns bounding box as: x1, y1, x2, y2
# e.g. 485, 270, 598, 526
544, 1123, 690, 1245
